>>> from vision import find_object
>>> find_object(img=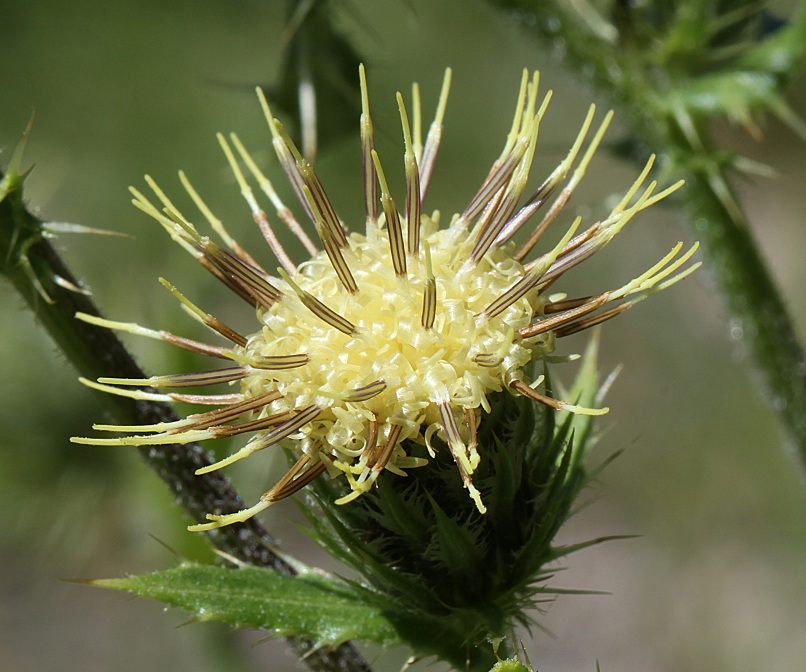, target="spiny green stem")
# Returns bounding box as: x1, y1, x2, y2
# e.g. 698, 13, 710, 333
0, 164, 374, 672
675, 135, 806, 461
486, 0, 806, 469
